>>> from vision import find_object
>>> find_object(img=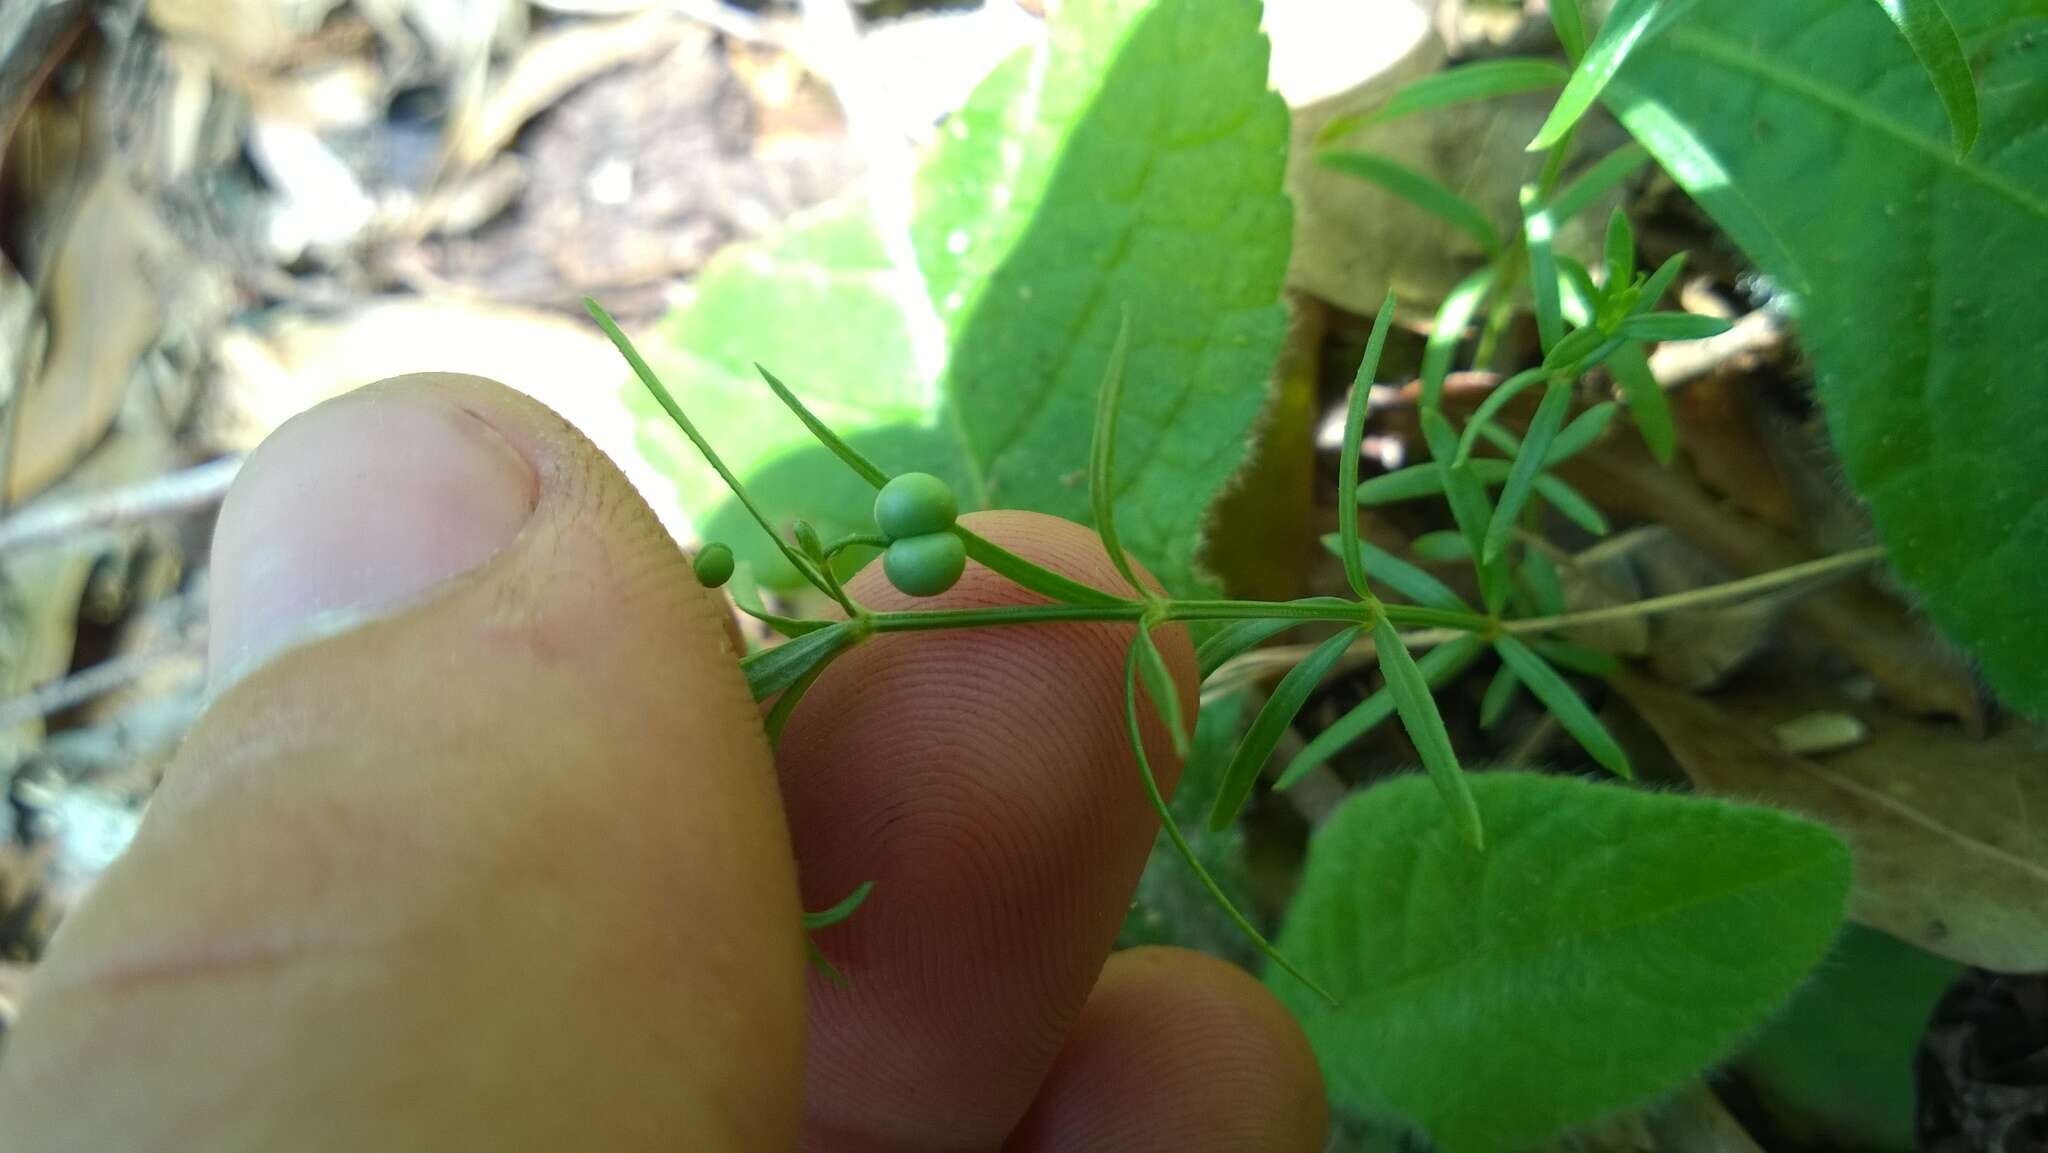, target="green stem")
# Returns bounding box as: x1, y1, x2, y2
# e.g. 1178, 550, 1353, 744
865, 597, 1495, 636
